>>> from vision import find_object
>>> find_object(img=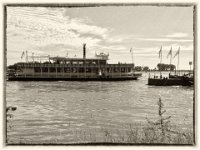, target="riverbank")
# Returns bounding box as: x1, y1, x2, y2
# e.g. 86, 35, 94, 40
7, 122, 193, 145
